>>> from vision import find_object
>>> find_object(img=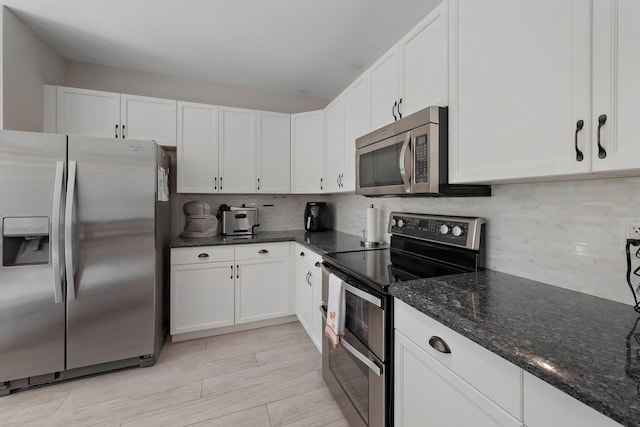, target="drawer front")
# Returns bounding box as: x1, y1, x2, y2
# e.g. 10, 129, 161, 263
395, 299, 522, 420
234, 242, 290, 260
295, 244, 323, 268
171, 246, 235, 265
